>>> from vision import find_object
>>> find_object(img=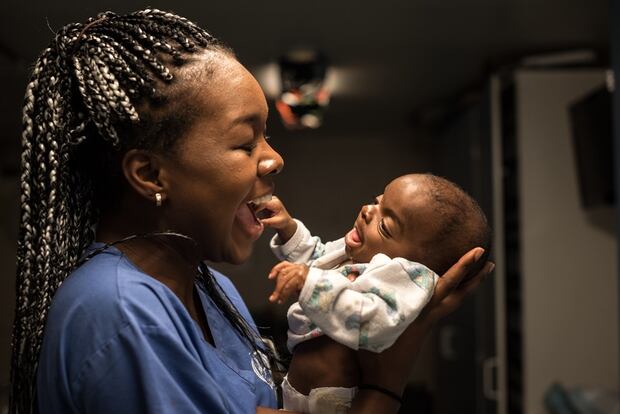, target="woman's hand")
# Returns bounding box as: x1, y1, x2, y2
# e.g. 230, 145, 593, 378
351, 247, 494, 413
268, 261, 309, 304
258, 196, 297, 243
